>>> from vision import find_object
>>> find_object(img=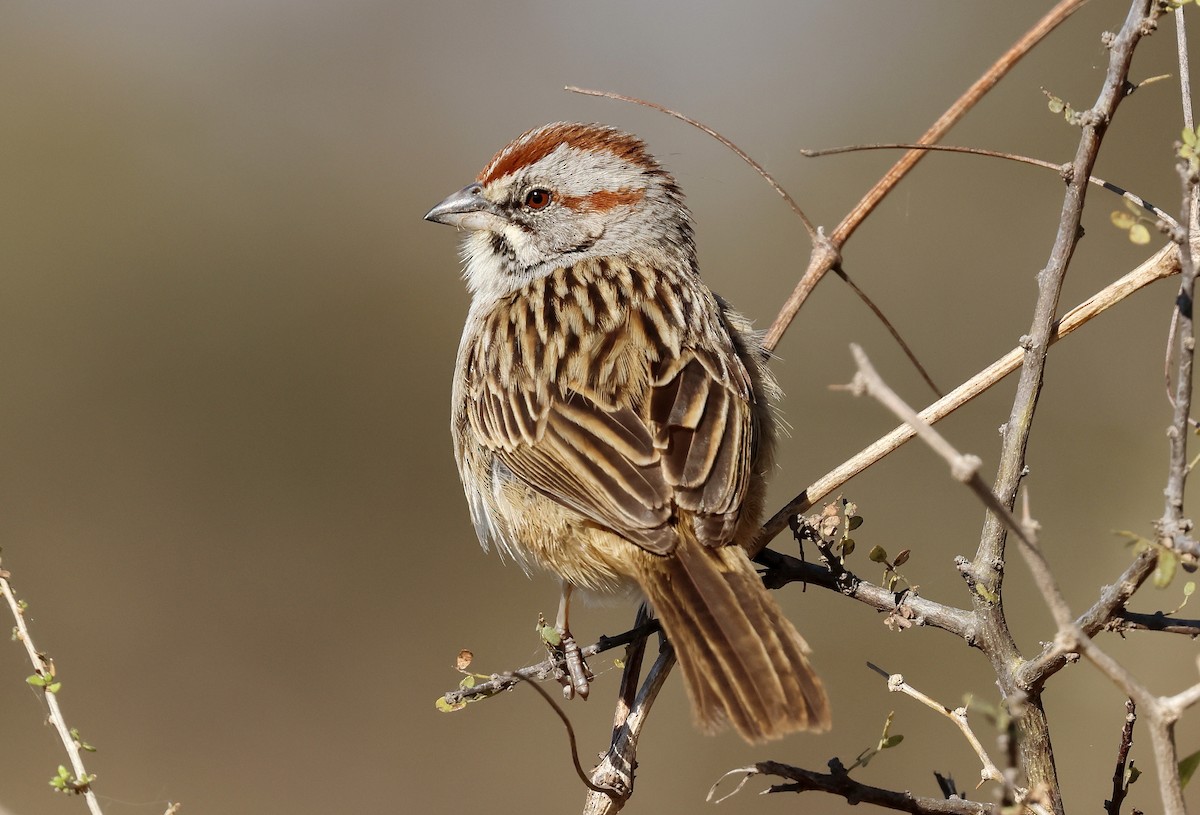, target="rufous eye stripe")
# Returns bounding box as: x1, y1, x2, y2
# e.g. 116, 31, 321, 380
558, 187, 646, 213
477, 122, 655, 185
